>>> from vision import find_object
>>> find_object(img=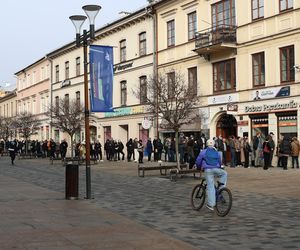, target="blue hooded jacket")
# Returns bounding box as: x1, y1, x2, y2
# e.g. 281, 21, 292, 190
195, 147, 222, 170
